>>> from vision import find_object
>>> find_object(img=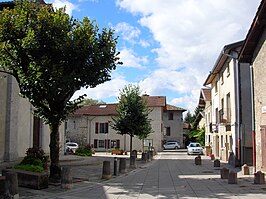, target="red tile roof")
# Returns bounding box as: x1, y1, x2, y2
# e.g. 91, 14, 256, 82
73, 96, 167, 116
166, 104, 186, 112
